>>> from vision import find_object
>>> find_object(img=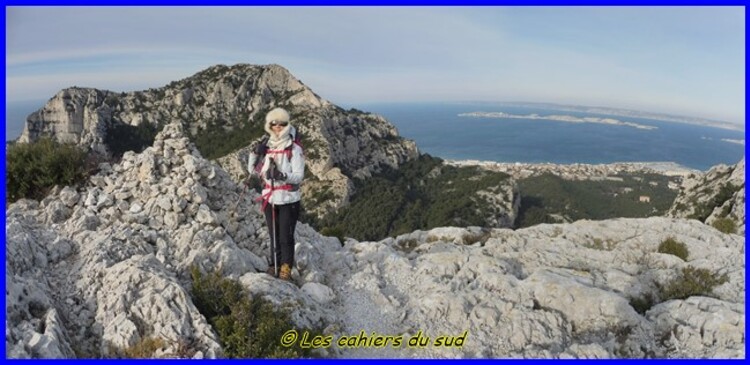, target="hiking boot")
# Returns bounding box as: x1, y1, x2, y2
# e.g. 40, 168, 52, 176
279, 264, 292, 281
266, 266, 277, 277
